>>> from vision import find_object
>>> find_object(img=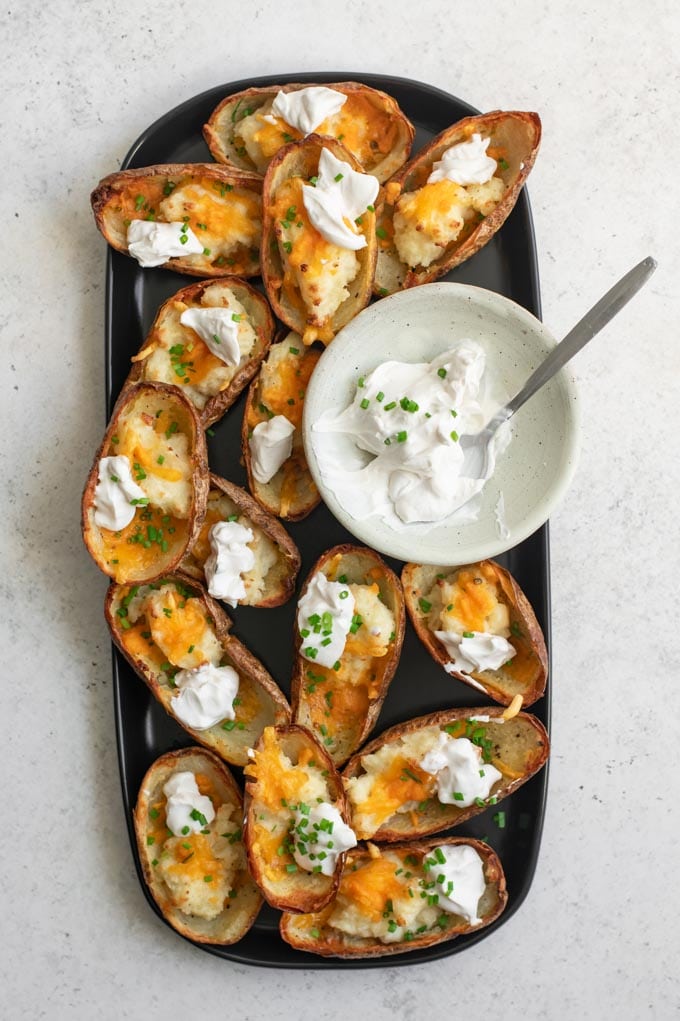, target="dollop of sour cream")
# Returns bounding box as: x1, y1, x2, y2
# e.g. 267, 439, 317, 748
204, 521, 255, 606
93, 455, 146, 530
427, 133, 497, 186
249, 415, 295, 484
267, 86, 347, 135
302, 148, 379, 251
292, 801, 357, 876
419, 733, 502, 807
436, 630, 516, 675
163, 771, 216, 835
312, 340, 511, 529
430, 844, 487, 924
170, 662, 240, 731
179, 307, 243, 365
127, 220, 204, 267
297, 572, 356, 669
